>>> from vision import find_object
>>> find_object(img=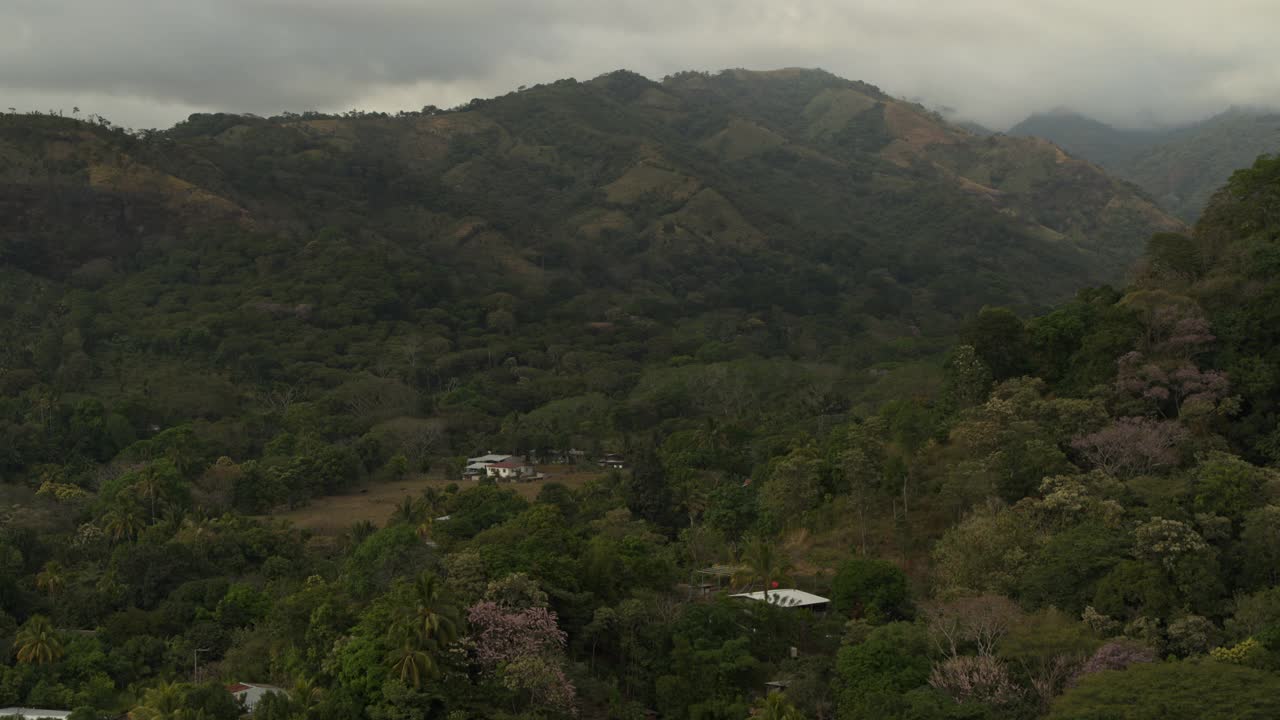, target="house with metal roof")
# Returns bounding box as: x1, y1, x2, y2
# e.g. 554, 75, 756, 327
730, 589, 830, 609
